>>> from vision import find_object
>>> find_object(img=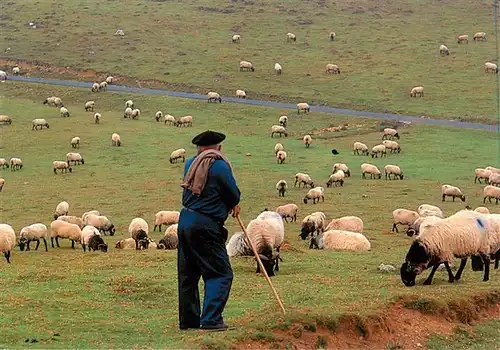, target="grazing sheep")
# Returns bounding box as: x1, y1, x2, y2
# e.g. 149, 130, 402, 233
129, 218, 150, 250
275, 203, 298, 222
66, 152, 84, 165
164, 115, 176, 125
93, 112, 101, 124
484, 185, 500, 204
439, 44, 449, 56
170, 148, 186, 164
71, 137, 80, 149
236, 89, 246, 98
43, 96, 57, 106
50, 220, 82, 249
299, 212, 327, 245
326, 64, 341, 74
406, 216, 443, 237
409, 86, 424, 97
57, 215, 85, 229
382, 128, 400, 140
271, 125, 287, 138
353, 141, 369, 155
115, 237, 137, 250
0, 70, 6, 81
297, 102, 310, 114
153, 211, 180, 232
384, 165, 404, 180
87, 234, 108, 252
124, 108, 132, 119
19, 223, 49, 252
286, 32, 296, 42
304, 187, 324, 204
274, 63, 282, 75
276, 150, 287, 164
442, 184, 465, 202
0, 115, 12, 125
99, 81, 108, 91
32, 118, 49, 130
60, 107, 70, 118
9, 158, 23, 171
91, 82, 100, 92
54, 97, 64, 107
176, 115, 193, 127
488, 172, 500, 186
311, 230, 371, 251
0, 224, 16, 263
54, 201, 69, 219
53, 161, 72, 174
276, 180, 288, 197
473, 32, 487, 41
278, 115, 288, 127
106, 76, 113, 84
0, 158, 8, 169
125, 100, 134, 109
382, 140, 401, 153
274, 143, 284, 154
474, 207, 490, 214
85, 101, 95, 111
111, 133, 121, 147
457, 34, 469, 44
325, 216, 364, 233
303, 135, 312, 148
158, 224, 178, 249
131, 108, 141, 119
326, 170, 345, 187
207, 92, 222, 103
333, 163, 350, 177
417, 204, 444, 218
239, 61, 255, 72
232, 34, 241, 43
329, 31, 336, 41
0, 178, 4, 192
485, 62, 498, 73
80, 225, 103, 252
371, 144, 387, 158
295, 173, 314, 188
84, 214, 115, 236
12, 66, 20, 75
155, 111, 163, 122
392, 209, 420, 233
